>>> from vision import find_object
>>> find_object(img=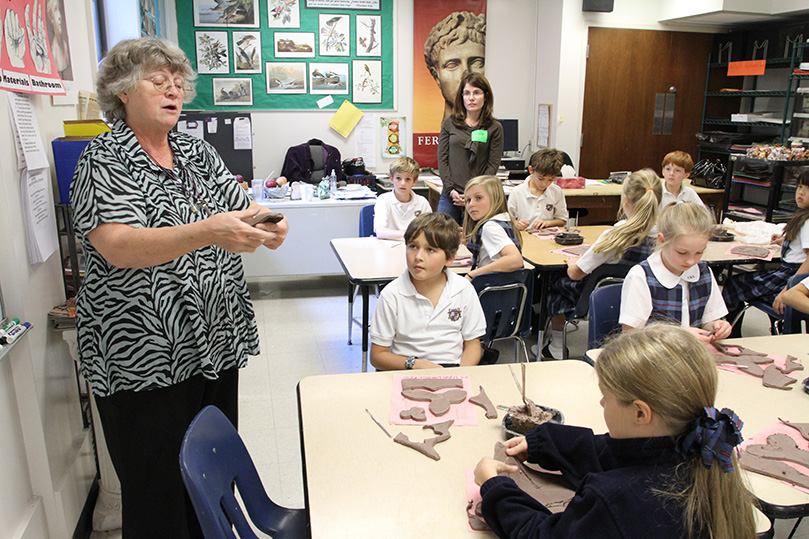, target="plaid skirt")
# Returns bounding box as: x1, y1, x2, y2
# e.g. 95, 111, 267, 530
546, 270, 587, 319
721, 262, 801, 310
